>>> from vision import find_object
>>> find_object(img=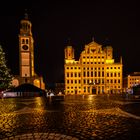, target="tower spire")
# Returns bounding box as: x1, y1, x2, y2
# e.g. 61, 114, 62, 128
67, 38, 72, 46
24, 9, 28, 19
